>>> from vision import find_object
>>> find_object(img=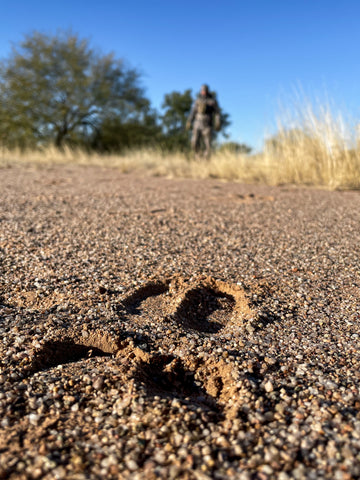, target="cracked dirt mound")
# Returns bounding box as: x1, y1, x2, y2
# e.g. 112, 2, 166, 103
194, 357, 243, 419
132, 351, 246, 419
135, 354, 221, 412
120, 275, 254, 333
